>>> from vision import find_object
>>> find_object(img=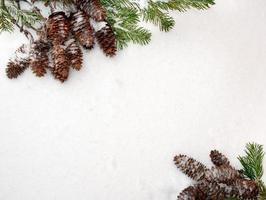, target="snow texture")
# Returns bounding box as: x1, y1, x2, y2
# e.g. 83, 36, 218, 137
0, 0, 266, 199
